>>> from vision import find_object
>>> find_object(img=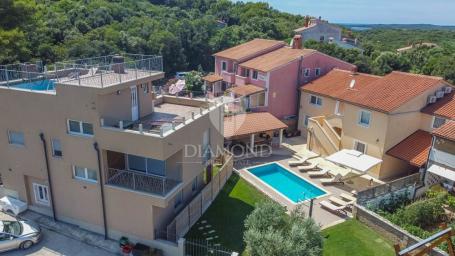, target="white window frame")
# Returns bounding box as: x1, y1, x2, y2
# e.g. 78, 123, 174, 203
334, 100, 341, 115
251, 70, 259, 80
358, 110, 371, 128
303, 115, 310, 127
72, 166, 98, 183
432, 116, 446, 129
51, 138, 63, 158
315, 68, 321, 76
221, 61, 227, 71
33, 183, 50, 206
67, 120, 94, 137
309, 95, 323, 107
353, 140, 367, 154
304, 68, 311, 77
7, 130, 25, 146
